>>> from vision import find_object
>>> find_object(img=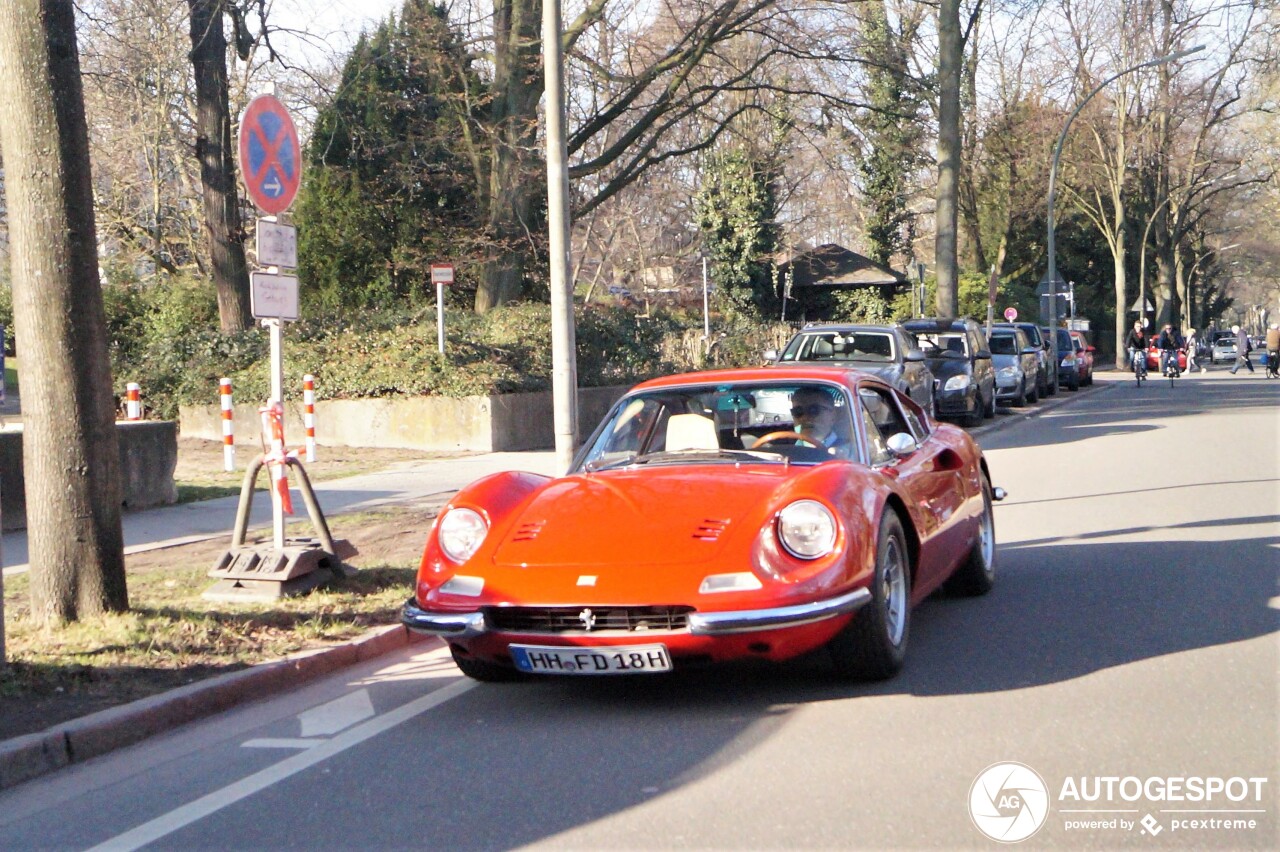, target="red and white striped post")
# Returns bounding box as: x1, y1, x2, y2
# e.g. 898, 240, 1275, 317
302, 374, 317, 462
219, 378, 235, 471
125, 382, 142, 420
